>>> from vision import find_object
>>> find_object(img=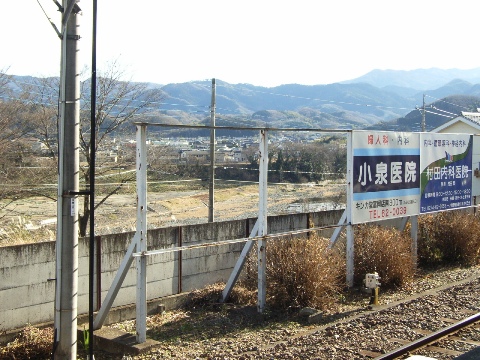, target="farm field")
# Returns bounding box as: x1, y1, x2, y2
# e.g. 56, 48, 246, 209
0, 181, 345, 240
